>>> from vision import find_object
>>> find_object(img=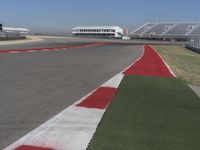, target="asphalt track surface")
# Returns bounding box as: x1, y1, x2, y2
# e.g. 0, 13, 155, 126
0, 36, 183, 51
0, 37, 143, 149
0, 37, 94, 50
